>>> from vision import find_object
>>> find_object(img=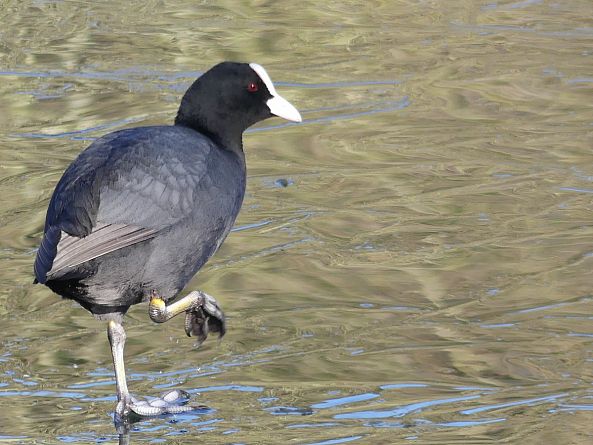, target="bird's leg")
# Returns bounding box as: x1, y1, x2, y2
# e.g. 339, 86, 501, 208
107, 320, 199, 424
149, 290, 226, 346
107, 320, 132, 420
